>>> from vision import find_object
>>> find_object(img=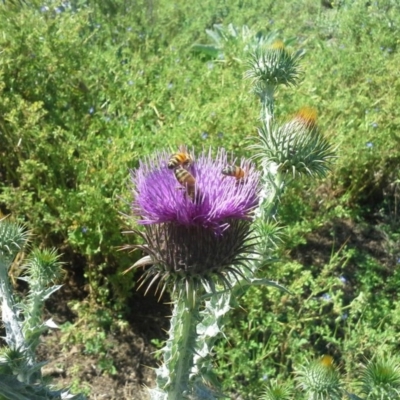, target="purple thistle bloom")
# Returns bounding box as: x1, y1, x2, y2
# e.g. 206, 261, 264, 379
128, 148, 260, 295
132, 148, 259, 231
